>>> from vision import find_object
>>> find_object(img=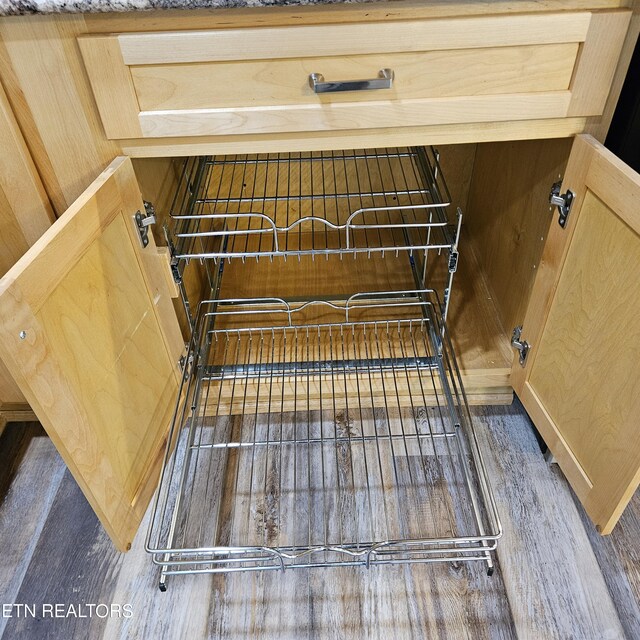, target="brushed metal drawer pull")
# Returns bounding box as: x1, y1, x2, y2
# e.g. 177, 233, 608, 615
308, 68, 394, 94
